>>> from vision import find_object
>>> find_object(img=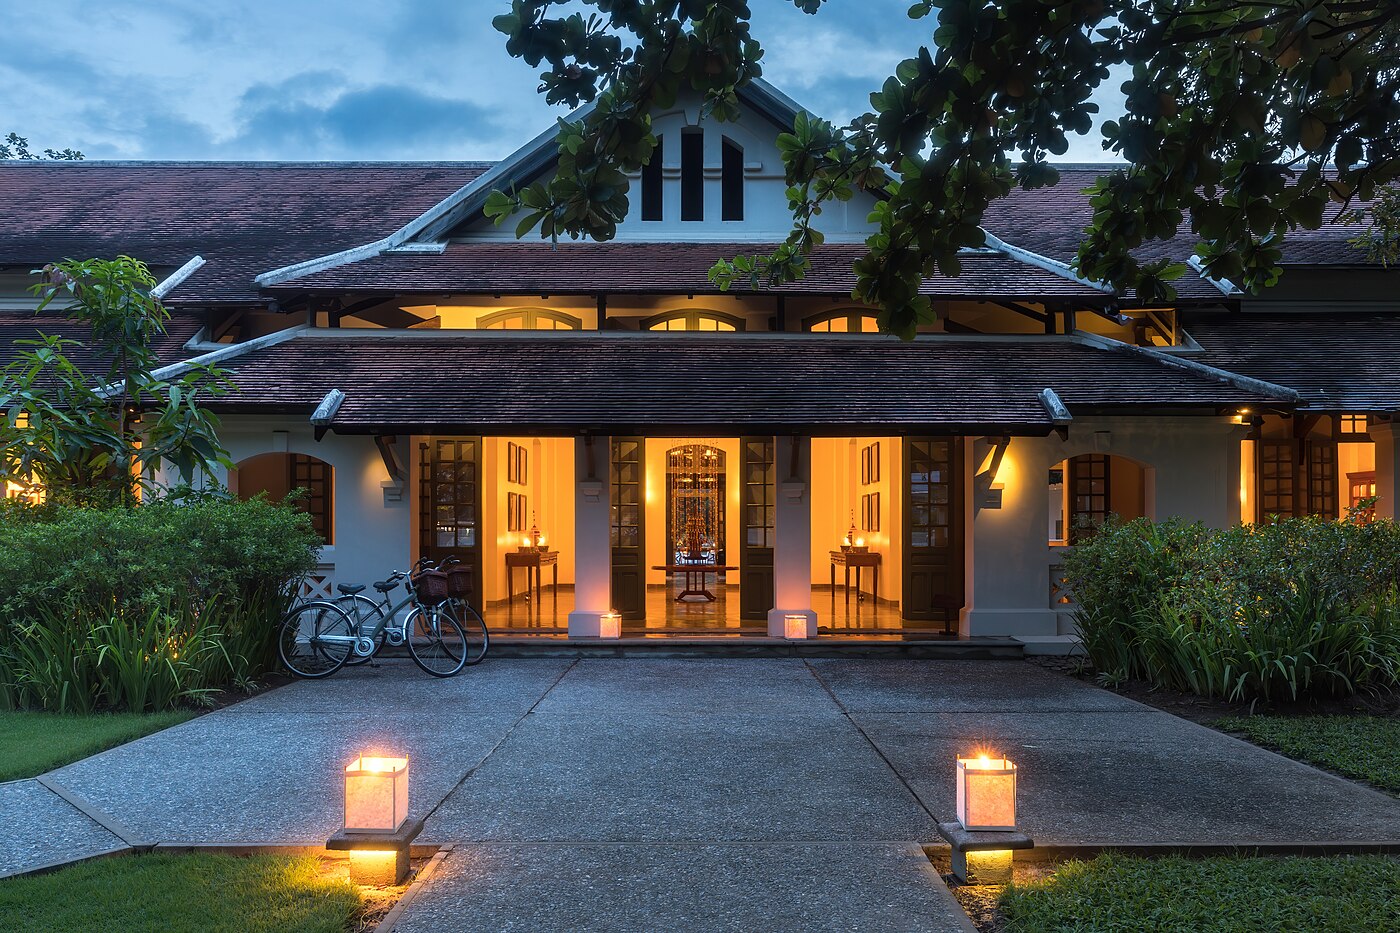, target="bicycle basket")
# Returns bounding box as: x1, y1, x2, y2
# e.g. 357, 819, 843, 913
445, 565, 474, 600
413, 569, 450, 606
